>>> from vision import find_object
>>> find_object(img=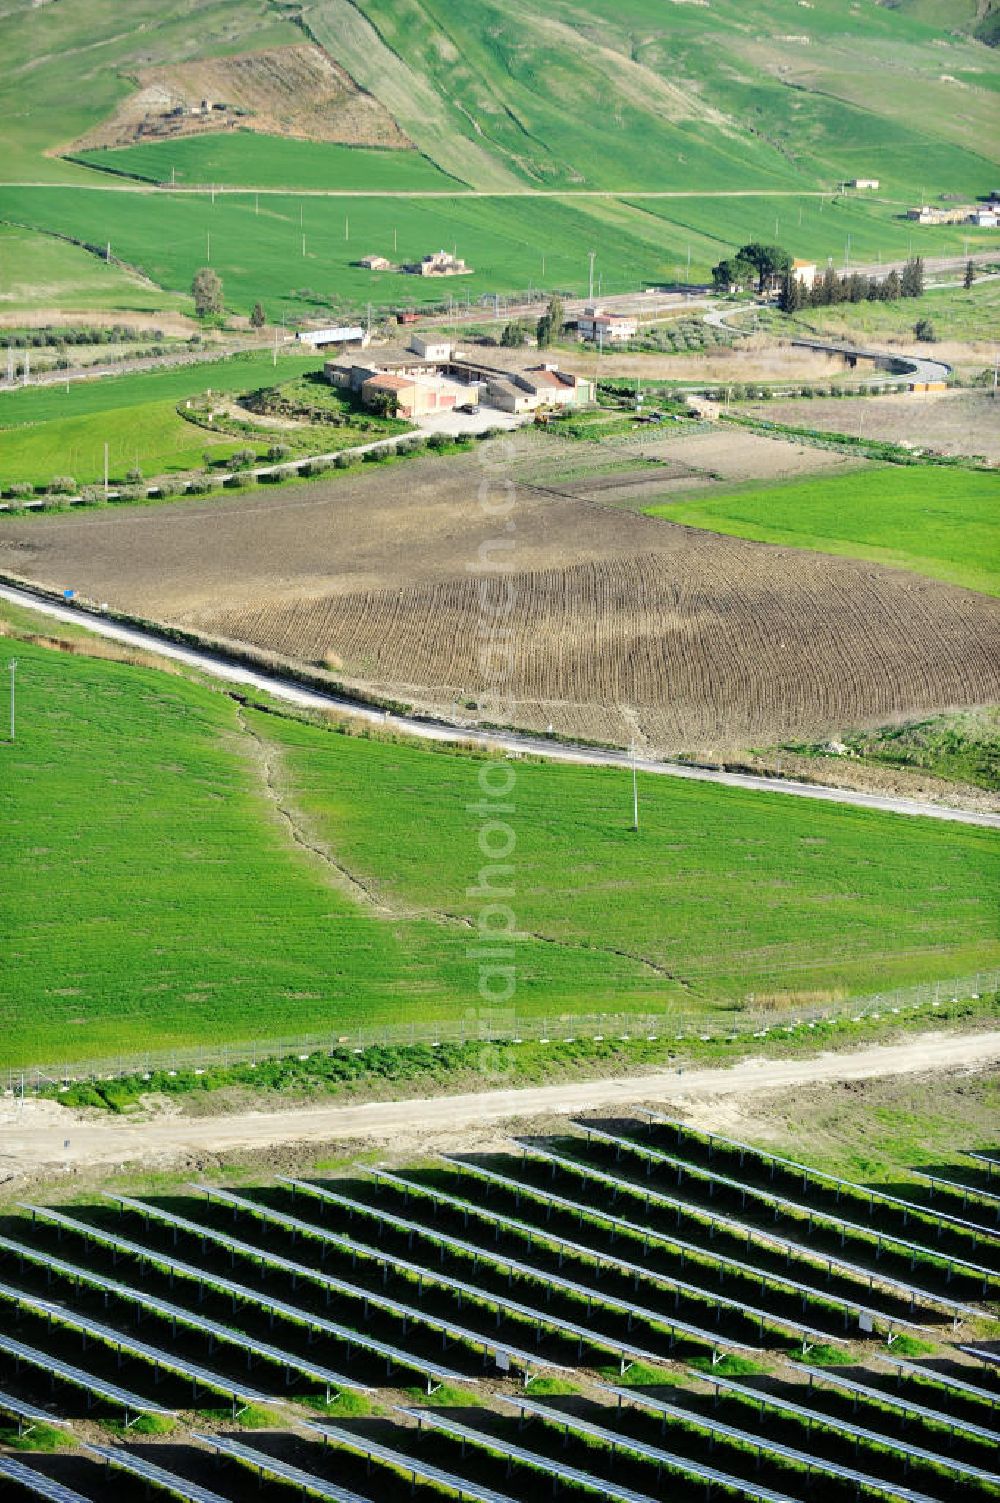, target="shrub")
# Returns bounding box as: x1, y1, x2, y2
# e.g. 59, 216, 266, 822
427, 433, 449, 451
914, 318, 937, 343
47, 474, 76, 494
266, 443, 291, 463
39, 496, 68, 512
78, 486, 105, 506
124, 466, 143, 485
334, 452, 353, 469
5, 482, 32, 500
230, 448, 257, 471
